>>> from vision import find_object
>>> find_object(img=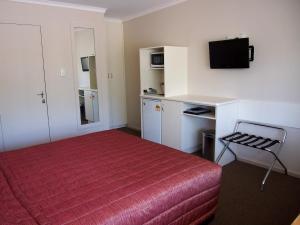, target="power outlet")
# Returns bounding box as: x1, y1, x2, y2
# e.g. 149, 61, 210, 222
59, 68, 66, 77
